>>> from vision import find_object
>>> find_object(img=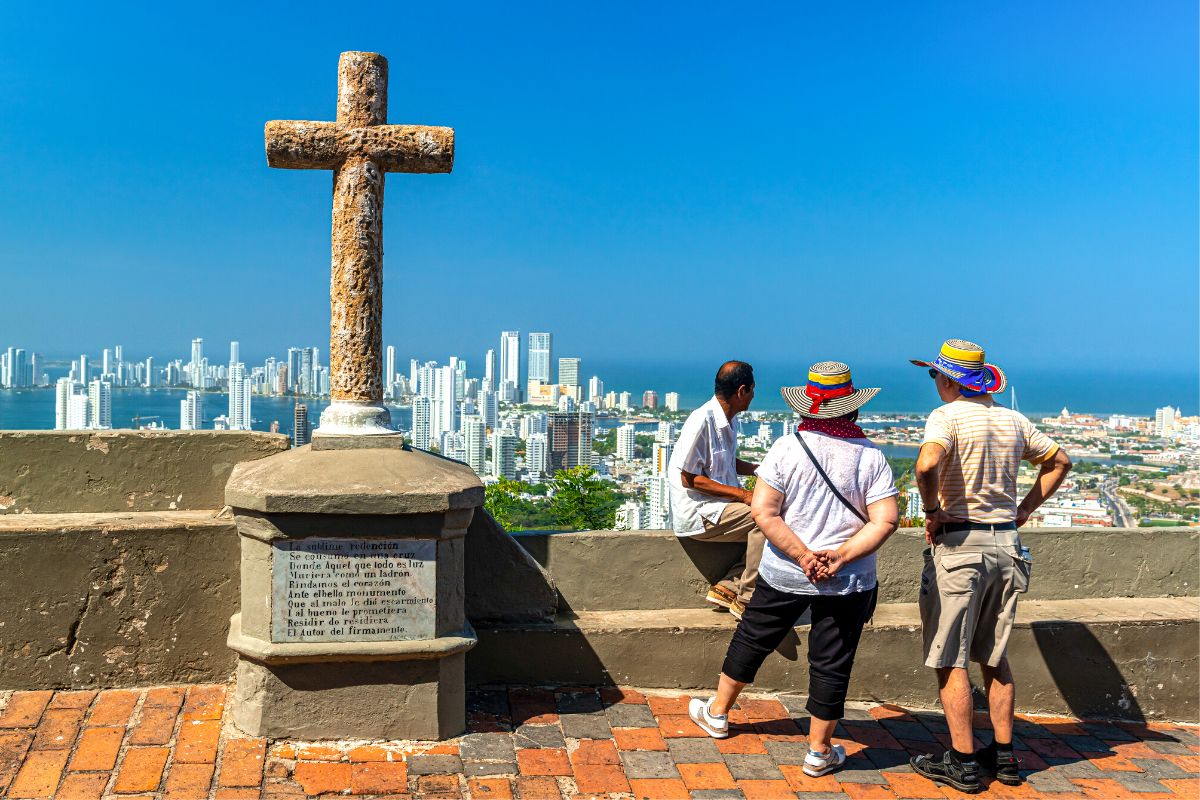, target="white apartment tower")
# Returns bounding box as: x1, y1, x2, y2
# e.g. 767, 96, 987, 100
480, 389, 499, 430
385, 345, 396, 399
648, 475, 672, 529
180, 391, 203, 431
526, 433, 548, 479
615, 500, 645, 531
616, 424, 636, 461
483, 349, 496, 393
500, 331, 521, 401
491, 432, 519, 481
190, 339, 204, 387
228, 363, 252, 431
463, 416, 487, 475
55, 378, 80, 430
412, 395, 433, 450
588, 376, 604, 404
88, 380, 112, 429
656, 421, 675, 444
665, 392, 680, 412
432, 365, 458, 441
558, 357, 580, 388
528, 332, 552, 384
